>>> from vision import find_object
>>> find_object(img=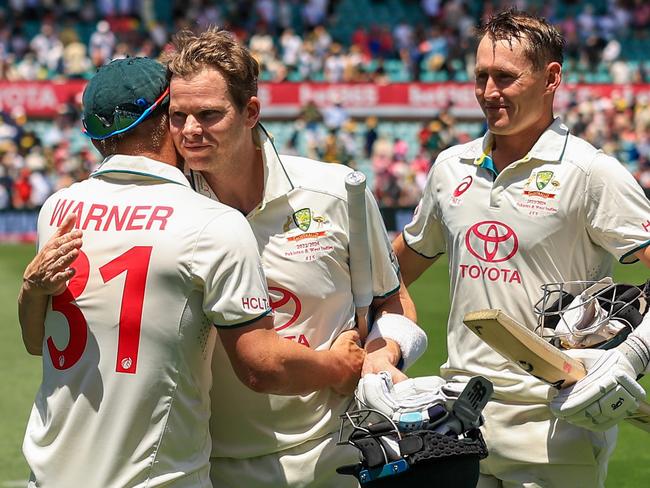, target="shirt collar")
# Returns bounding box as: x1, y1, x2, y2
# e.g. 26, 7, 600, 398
460, 117, 570, 169
90, 154, 190, 187
184, 125, 294, 215
255, 124, 294, 212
